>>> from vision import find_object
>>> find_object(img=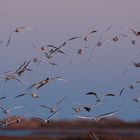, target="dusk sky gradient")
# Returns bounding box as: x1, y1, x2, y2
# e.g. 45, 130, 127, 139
0, 0, 140, 121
